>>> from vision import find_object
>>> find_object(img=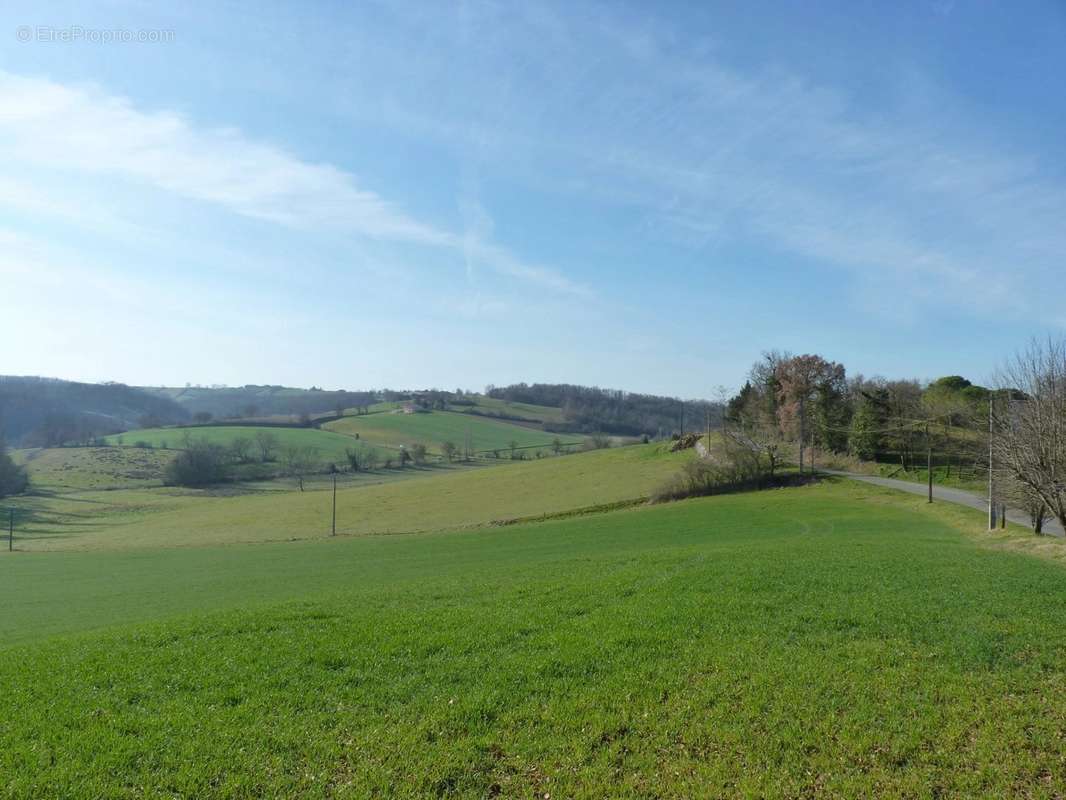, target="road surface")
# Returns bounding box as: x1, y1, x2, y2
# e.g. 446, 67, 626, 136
822, 469, 1063, 538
